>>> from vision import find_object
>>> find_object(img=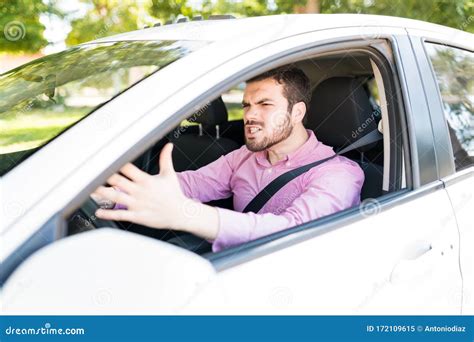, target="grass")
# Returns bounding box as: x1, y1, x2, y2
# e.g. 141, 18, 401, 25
0, 103, 244, 155
227, 103, 243, 121
0, 108, 88, 154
